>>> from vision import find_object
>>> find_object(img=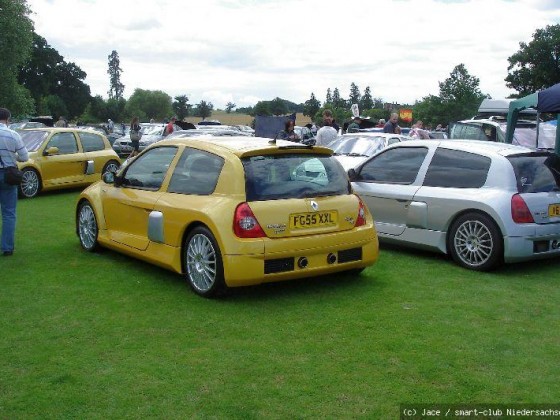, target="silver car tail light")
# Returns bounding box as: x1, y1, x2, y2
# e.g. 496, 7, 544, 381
511, 194, 535, 224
